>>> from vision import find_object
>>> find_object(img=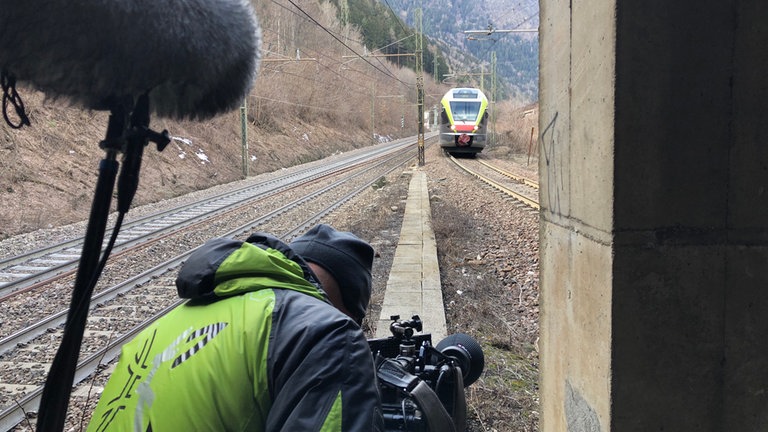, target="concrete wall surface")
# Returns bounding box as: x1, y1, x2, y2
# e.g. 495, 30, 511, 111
539, 0, 616, 430
539, 0, 768, 430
